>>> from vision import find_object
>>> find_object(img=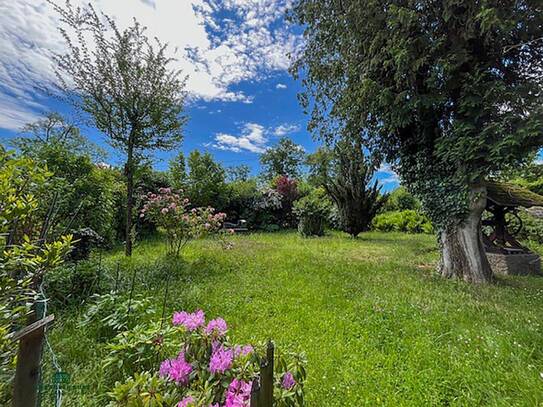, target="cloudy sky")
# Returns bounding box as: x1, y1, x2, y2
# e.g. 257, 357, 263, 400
0, 0, 398, 188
